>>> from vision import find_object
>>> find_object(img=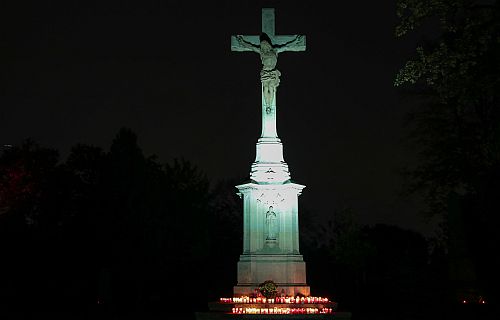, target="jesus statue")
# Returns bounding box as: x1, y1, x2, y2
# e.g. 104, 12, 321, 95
236, 33, 304, 109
